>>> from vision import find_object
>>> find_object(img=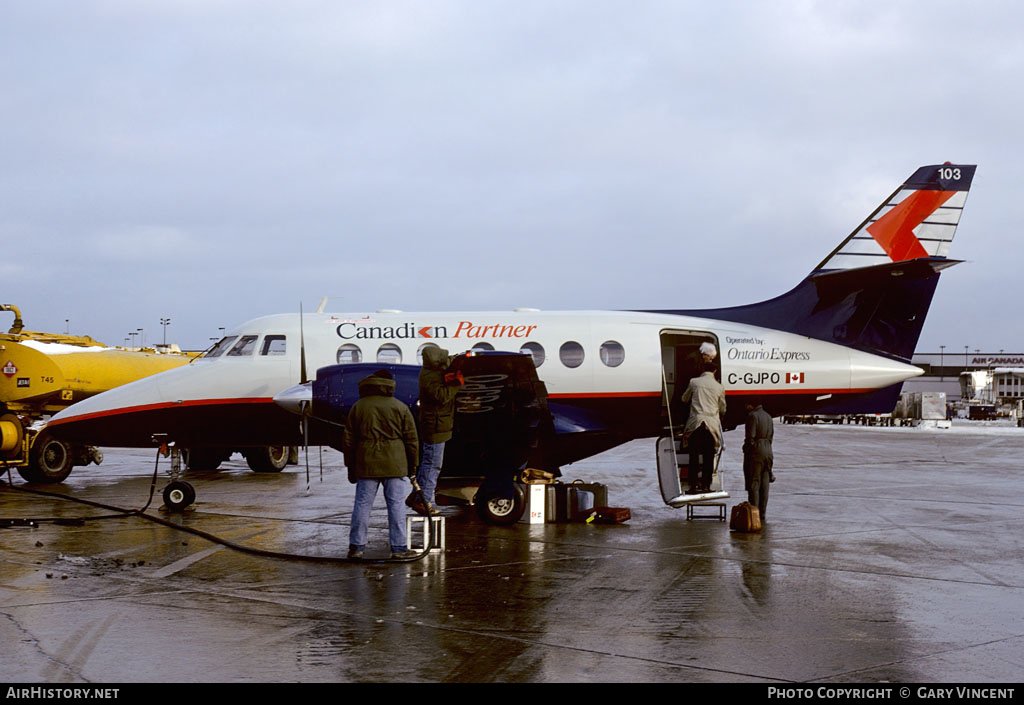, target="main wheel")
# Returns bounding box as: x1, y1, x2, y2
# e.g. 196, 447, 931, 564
475, 484, 526, 525
162, 481, 196, 511
19, 432, 75, 483
184, 447, 229, 471
245, 445, 289, 473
